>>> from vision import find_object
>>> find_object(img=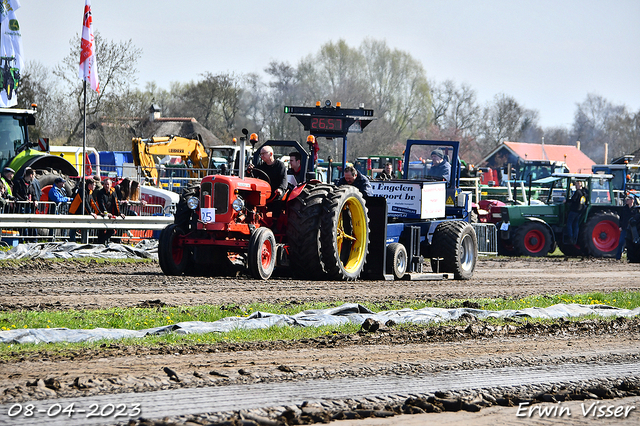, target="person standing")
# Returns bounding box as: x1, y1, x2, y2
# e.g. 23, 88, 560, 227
616, 196, 635, 260
1, 167, 14, 198
376, 162, 394, 180
95, 178, 125, 244
68, 179, 100, 243
48, 178, 71, 213
337, 165, 373, 197
14, 167, 41, 213
565, 180, 586, 245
